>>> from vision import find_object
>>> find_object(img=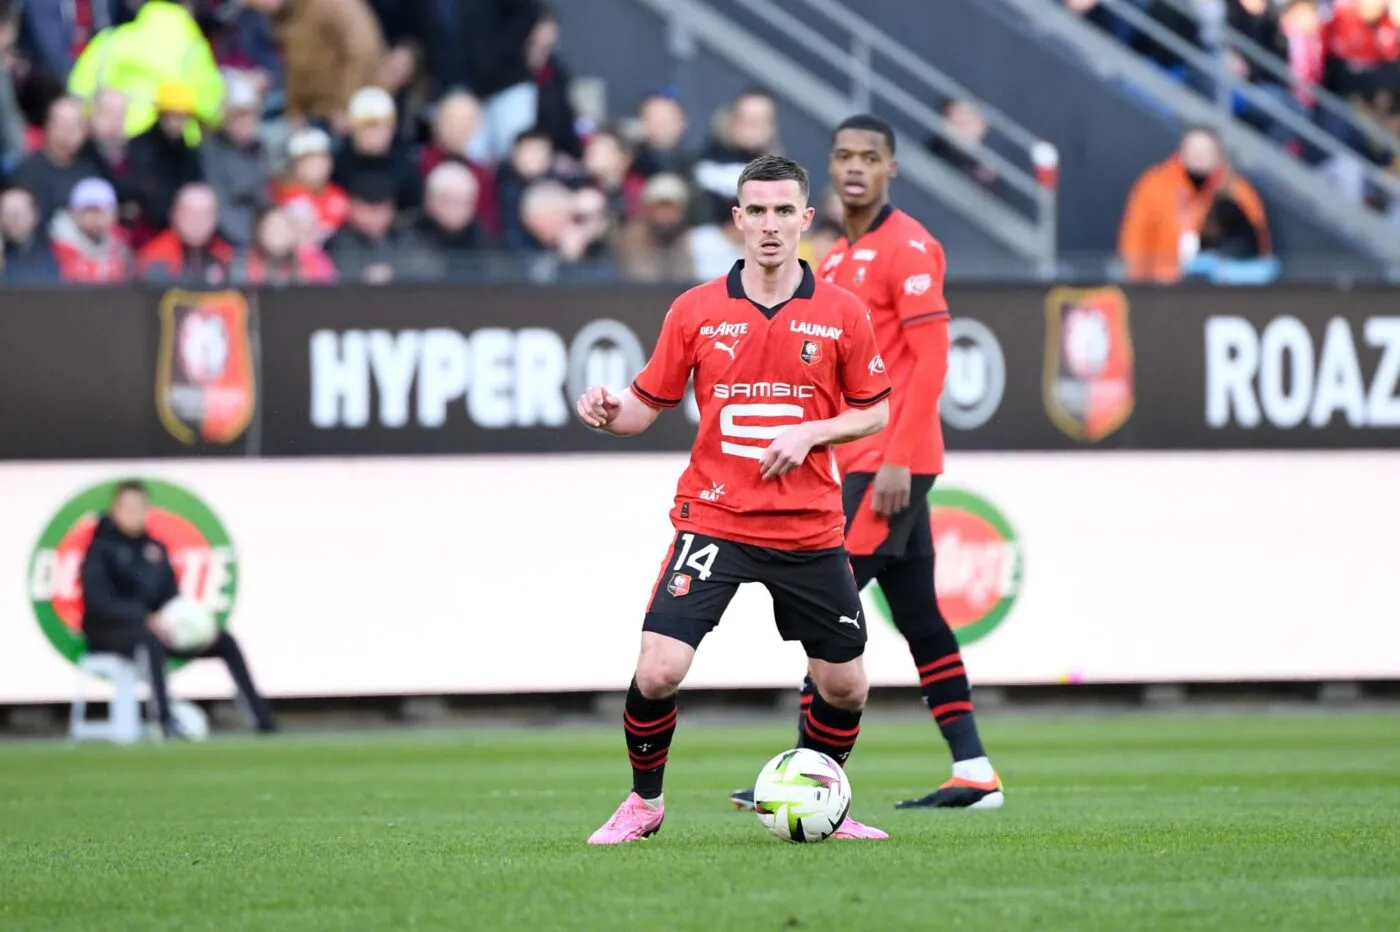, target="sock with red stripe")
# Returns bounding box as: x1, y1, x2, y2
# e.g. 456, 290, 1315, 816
910, 632, 986, 762
623, 678, 677, 800
797, 687, 863, 767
